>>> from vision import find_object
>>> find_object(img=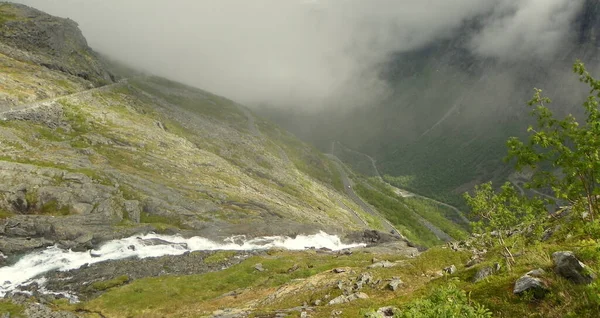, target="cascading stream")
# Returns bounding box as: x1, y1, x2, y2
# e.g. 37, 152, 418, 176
0, 231, 364, 297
